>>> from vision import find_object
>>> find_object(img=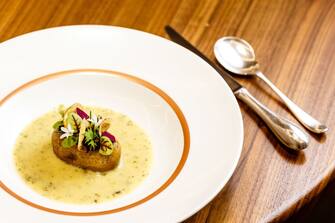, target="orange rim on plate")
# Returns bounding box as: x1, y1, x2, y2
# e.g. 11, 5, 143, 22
0, 69, 190, 216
